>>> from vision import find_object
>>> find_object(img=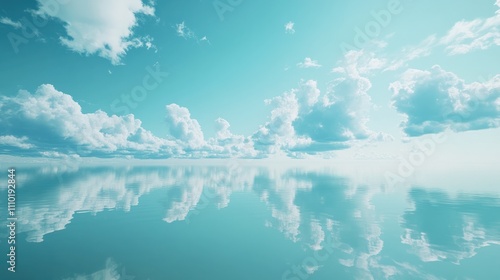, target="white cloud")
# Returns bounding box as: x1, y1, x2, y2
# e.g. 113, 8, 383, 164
381, 3, 499, 70
207, 118, 259, 158
367, 132, 395, 143
176, 21, 194, 39
334, 50, 386, 77
0, 84, 178, 157
165, 104, 206, 150
0, 60, 383, 160
252, 72, 373, 156
214, 118, 232, 140
0, 17, 22, 29
0, 135, 34, 149
33, 0, 155, 64
285, 21, 295, 34
297, 57, 321, 68
0, 85, 257, 159
440, 2, 500, 55
200, 36, 210, 44
174, 21, 209, 44
384, 35, 436, 71
386, 2, 499, 67
339, 259, 355, 267
391, 65, 500, 136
